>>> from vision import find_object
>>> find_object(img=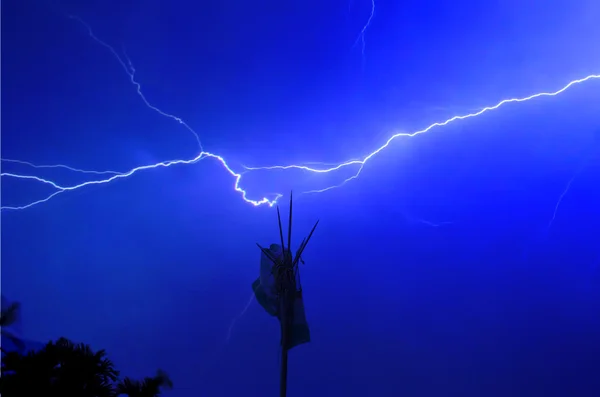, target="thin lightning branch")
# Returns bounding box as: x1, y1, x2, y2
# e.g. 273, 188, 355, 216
522, 160, 591, 265
352, 0, 375, 65
1, 158, 122, 175
225, 292, 256, 343
241, 159, 364, 171
412, 218, 452, 228
67, 15, 203, 152
547, 174, 578, 231
546, 162, 588, 232
0, 173, 68, 189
